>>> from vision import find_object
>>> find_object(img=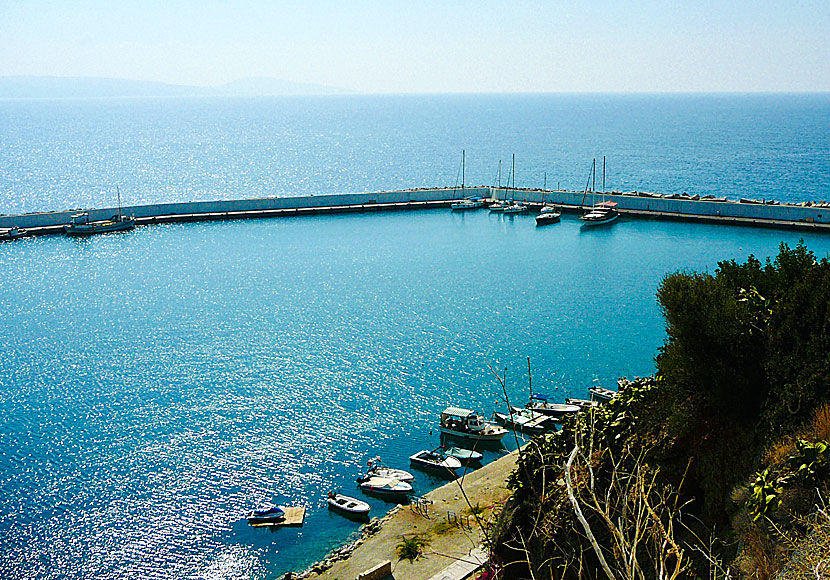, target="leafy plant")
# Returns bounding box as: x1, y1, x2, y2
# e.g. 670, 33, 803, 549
786, 439, 830, 483
396, 534, 429, 563
747, 468, 784, 521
